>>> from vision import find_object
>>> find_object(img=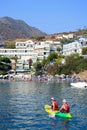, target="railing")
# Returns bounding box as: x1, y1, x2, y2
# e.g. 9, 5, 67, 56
0, 61, 11, 66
